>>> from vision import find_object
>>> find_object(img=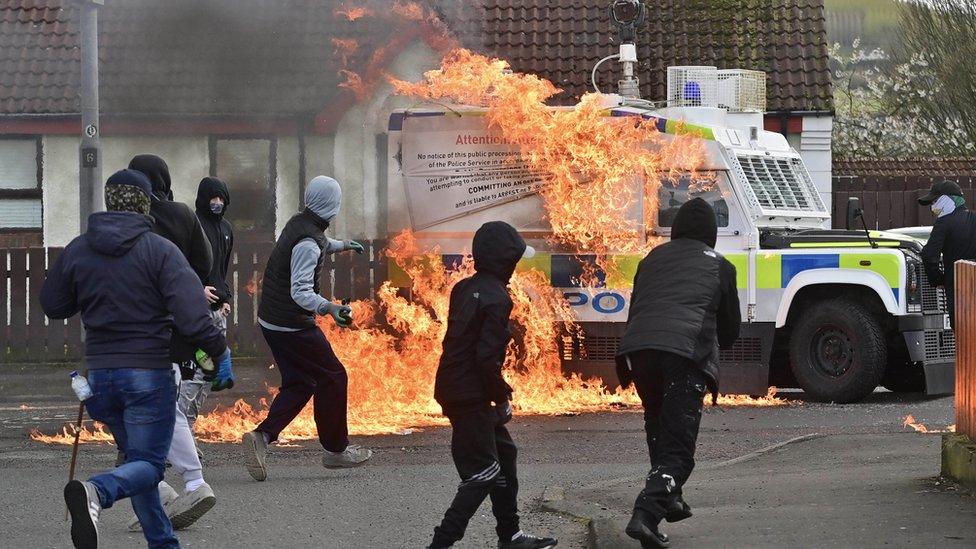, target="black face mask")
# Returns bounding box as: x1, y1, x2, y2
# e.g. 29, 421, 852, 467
210, 203, 224, 215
